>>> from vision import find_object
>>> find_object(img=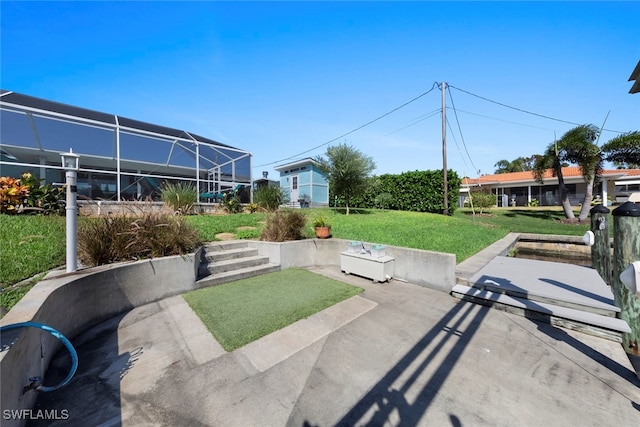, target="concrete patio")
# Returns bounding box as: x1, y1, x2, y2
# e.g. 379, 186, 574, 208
25, 264, 640, 426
